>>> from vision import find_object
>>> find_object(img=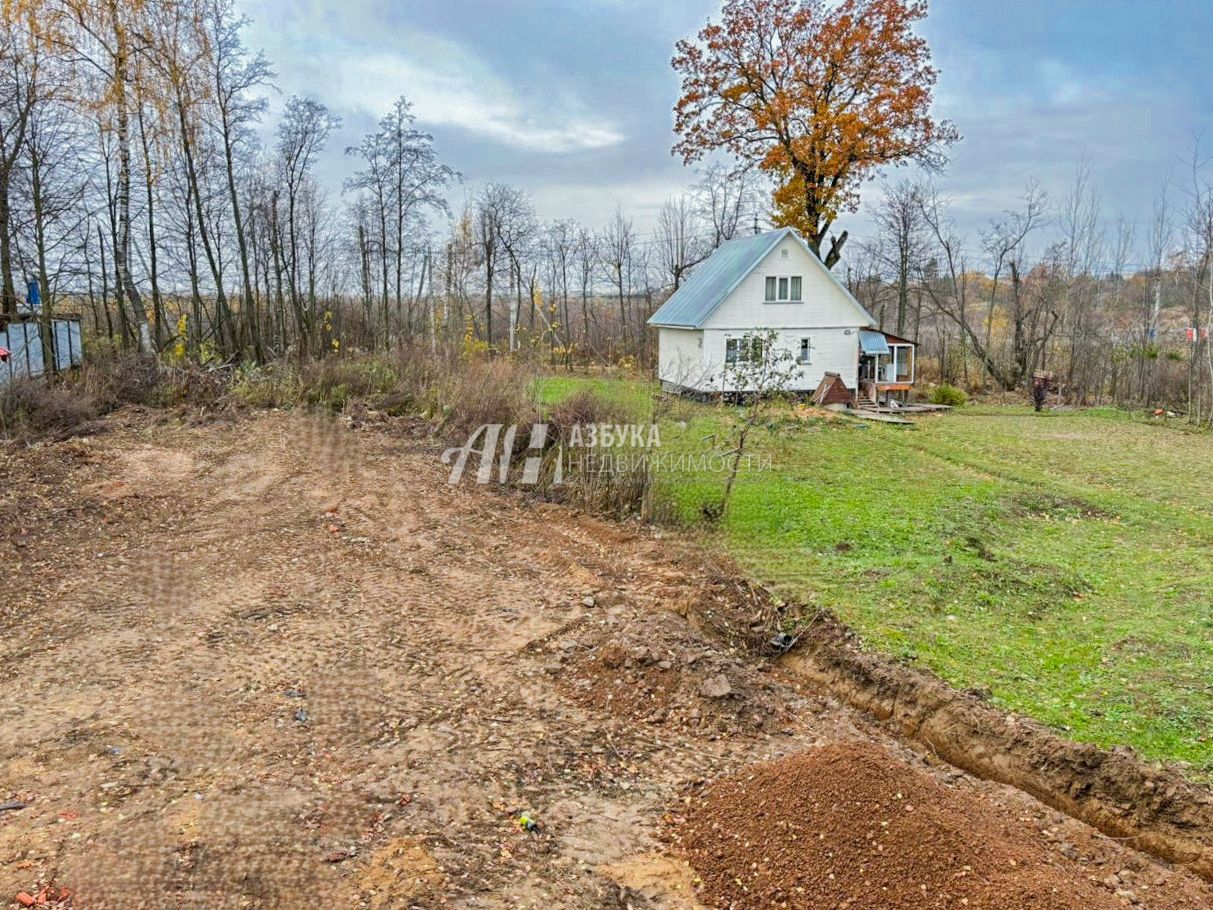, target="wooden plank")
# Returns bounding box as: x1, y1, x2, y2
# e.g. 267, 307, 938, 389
838, 409, 914, 426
